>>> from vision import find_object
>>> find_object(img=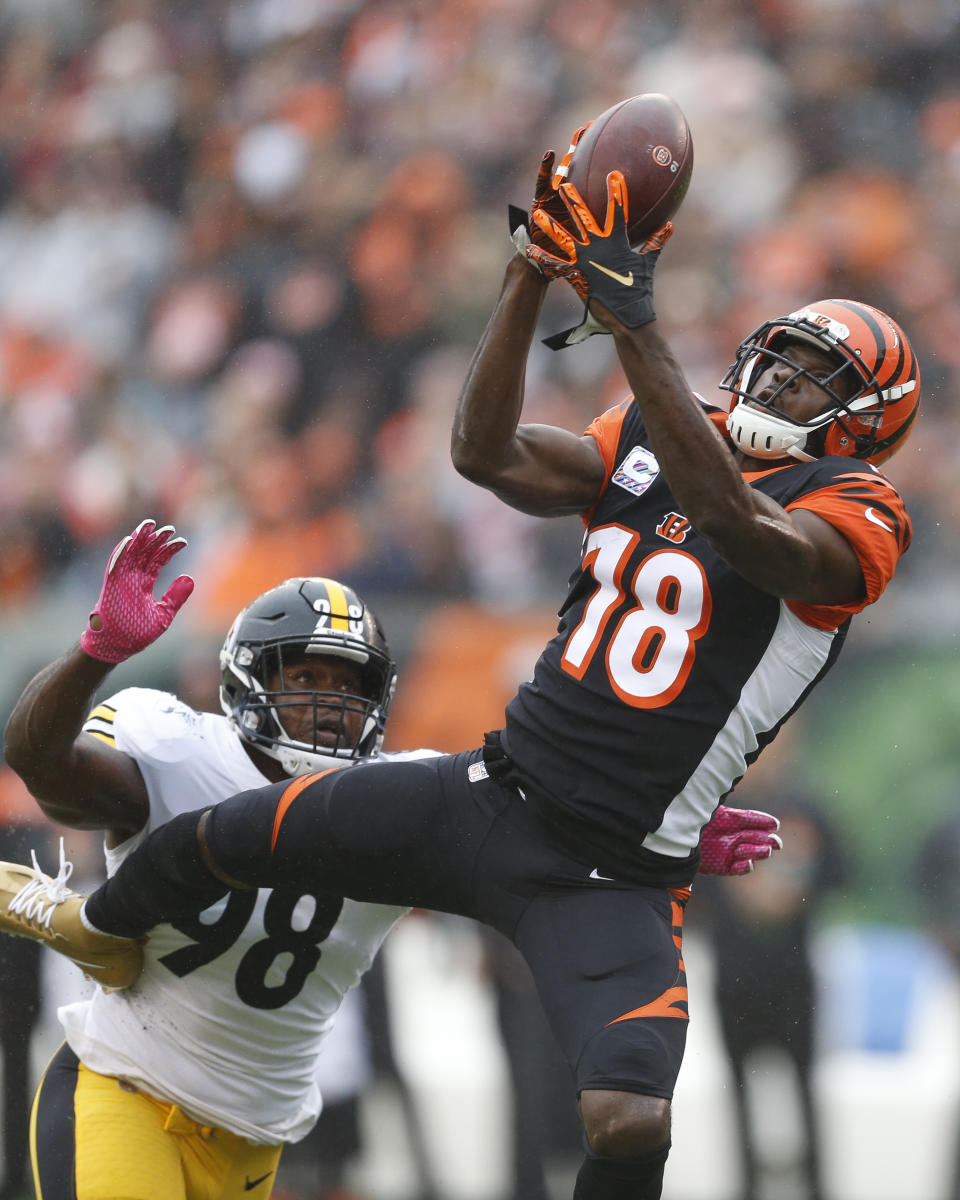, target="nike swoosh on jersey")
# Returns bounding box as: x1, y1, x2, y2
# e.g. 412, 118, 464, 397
244, 1172, 273, 1191
589, 868, 616, 881
864, 506, 894, 532
588, 260, 633, 286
